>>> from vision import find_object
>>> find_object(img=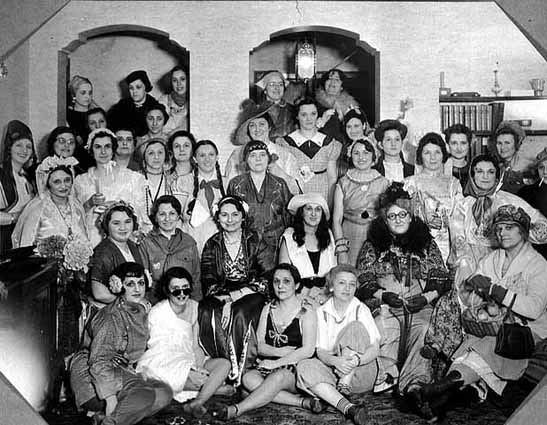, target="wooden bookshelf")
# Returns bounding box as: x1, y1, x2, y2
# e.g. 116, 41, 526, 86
440, 95, 547, 103
439, 95, 547, 157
